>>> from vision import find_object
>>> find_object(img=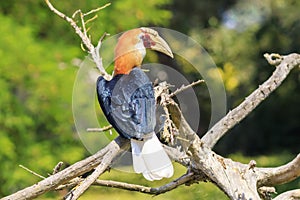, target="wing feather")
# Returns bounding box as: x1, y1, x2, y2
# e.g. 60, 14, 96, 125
96, 67, 156, 139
